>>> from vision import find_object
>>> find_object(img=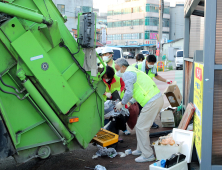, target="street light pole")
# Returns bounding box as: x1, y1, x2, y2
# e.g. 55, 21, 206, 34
159, 0, 163, 62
